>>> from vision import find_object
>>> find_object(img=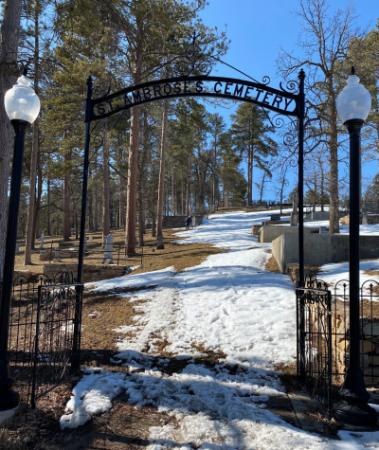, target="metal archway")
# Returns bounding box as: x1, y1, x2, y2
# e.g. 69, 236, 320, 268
77, 71, 305, 288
